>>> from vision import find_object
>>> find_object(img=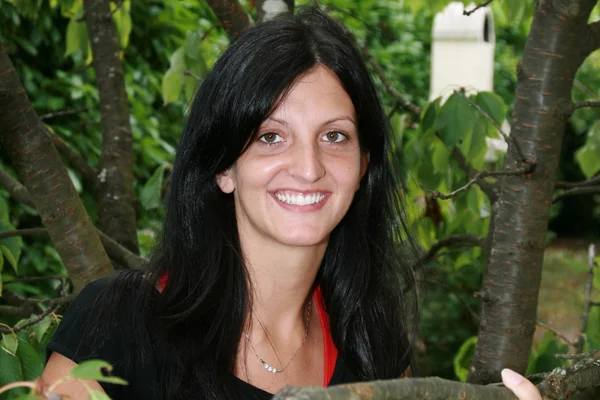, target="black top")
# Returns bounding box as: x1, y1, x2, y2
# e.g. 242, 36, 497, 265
47, 277, 359, 399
